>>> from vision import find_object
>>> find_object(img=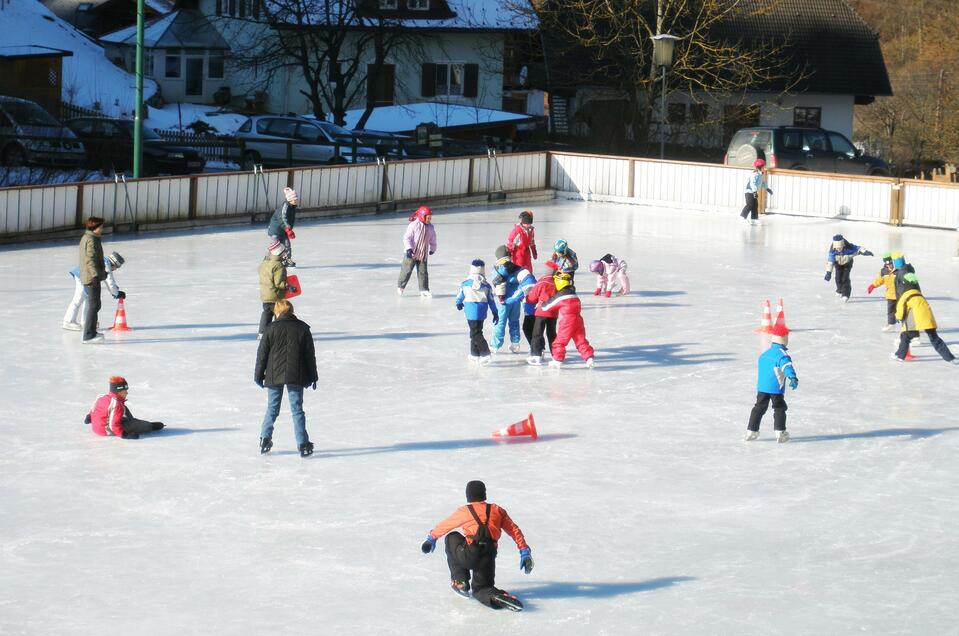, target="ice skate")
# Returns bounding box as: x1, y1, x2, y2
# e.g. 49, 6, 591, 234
585, 357, 595, 368
420, 290, 432, 298
478, 355, 492, 366
890, 353, 904, 362
744, 430, 759, 441
451, 580, 470, 598
750, 219, 760, 226
150, 422, 165, 431
882, 324, 896, 332
396, 287, 404, 296
468, 355, 480, 363
526, 355, 543, 366
841, 296, 849, 303
298, 442, 314, 457
508, 343, 521, 353
82, 333, 105, 344
260, 437, 273, 454
490, 589, 523, 612
776, 430, 790, 443
593, 288, 601, 296
62, 321, 82, 331
949, 359, 959, 365
548, 359, 563, 369
604, 290, 612, 298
